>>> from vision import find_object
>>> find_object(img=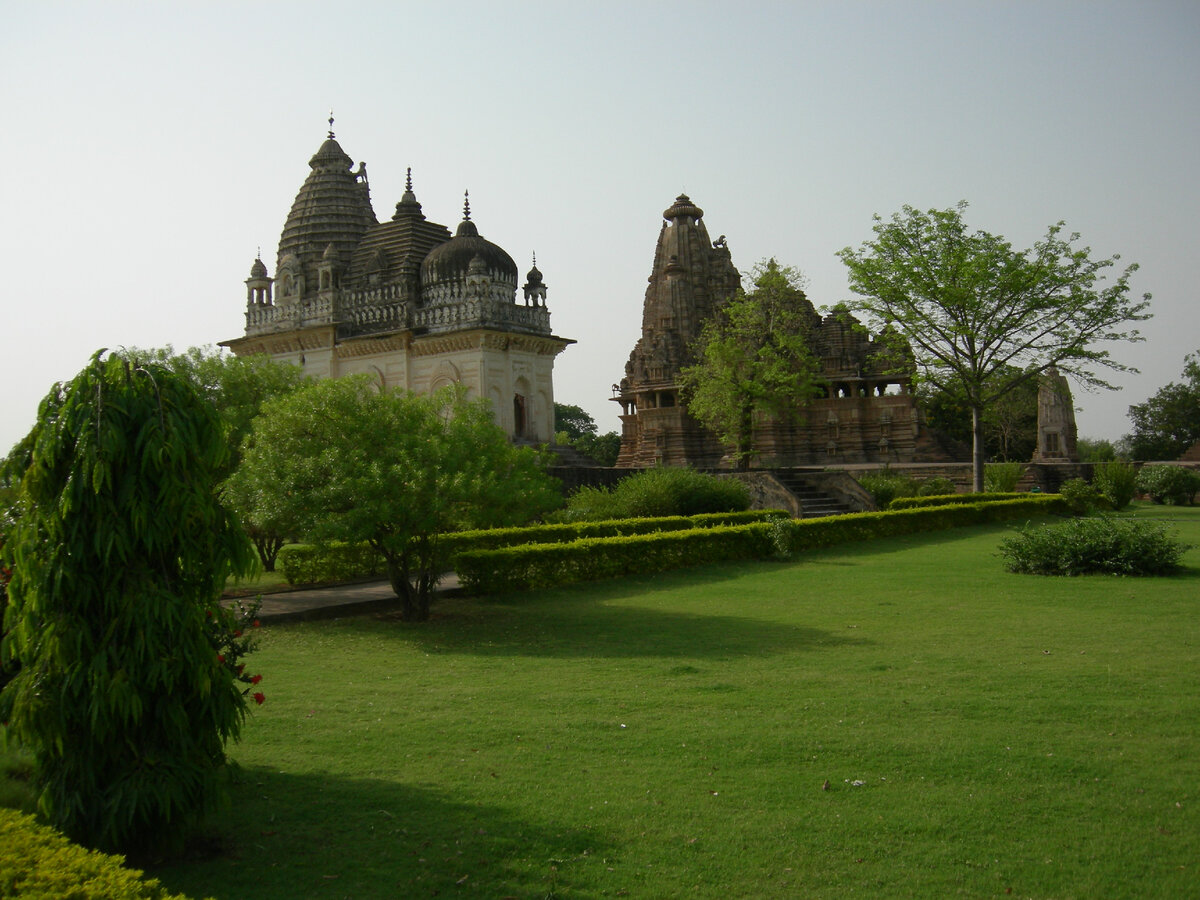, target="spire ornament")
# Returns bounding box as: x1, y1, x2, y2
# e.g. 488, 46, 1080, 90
463, 189, 471, 221
327, 110, 335, 139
